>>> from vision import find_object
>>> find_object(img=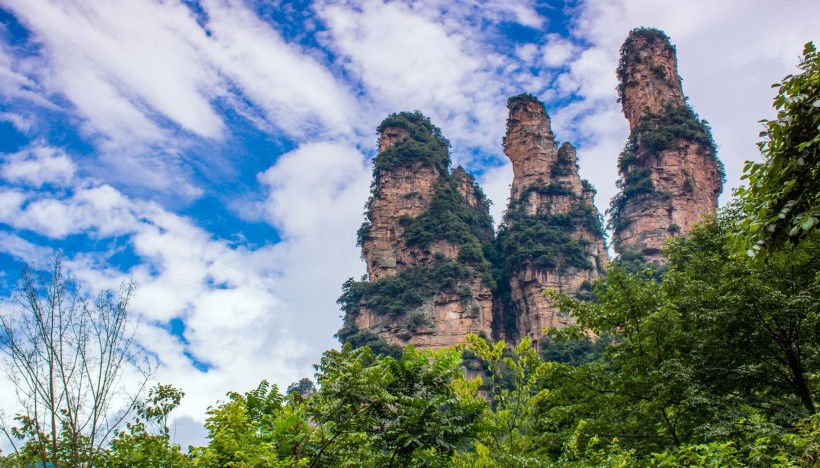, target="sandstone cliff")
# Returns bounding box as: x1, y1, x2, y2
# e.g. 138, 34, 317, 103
609, 28, 724, 262
338, 112, 495, 351
498, 95, 608, 344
